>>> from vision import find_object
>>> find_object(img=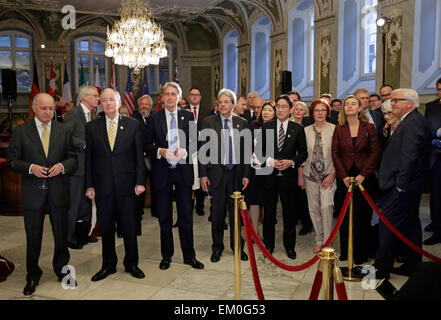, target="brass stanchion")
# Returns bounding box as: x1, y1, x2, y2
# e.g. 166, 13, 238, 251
320, 247, 335, 300
341, 178, 363, 281
232, 191, 244, 300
